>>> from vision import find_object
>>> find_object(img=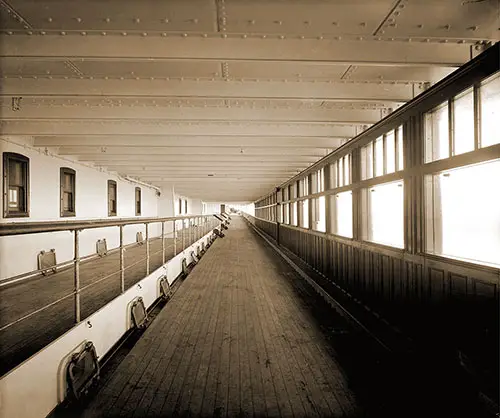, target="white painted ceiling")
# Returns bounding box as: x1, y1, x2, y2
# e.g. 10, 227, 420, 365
0, 0, 498, 201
